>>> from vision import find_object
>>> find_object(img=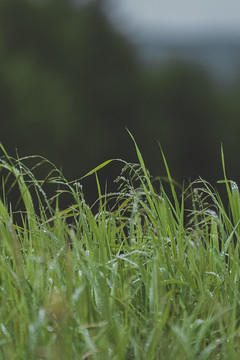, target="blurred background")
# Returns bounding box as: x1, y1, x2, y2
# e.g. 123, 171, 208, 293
1, 0, 240, 205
